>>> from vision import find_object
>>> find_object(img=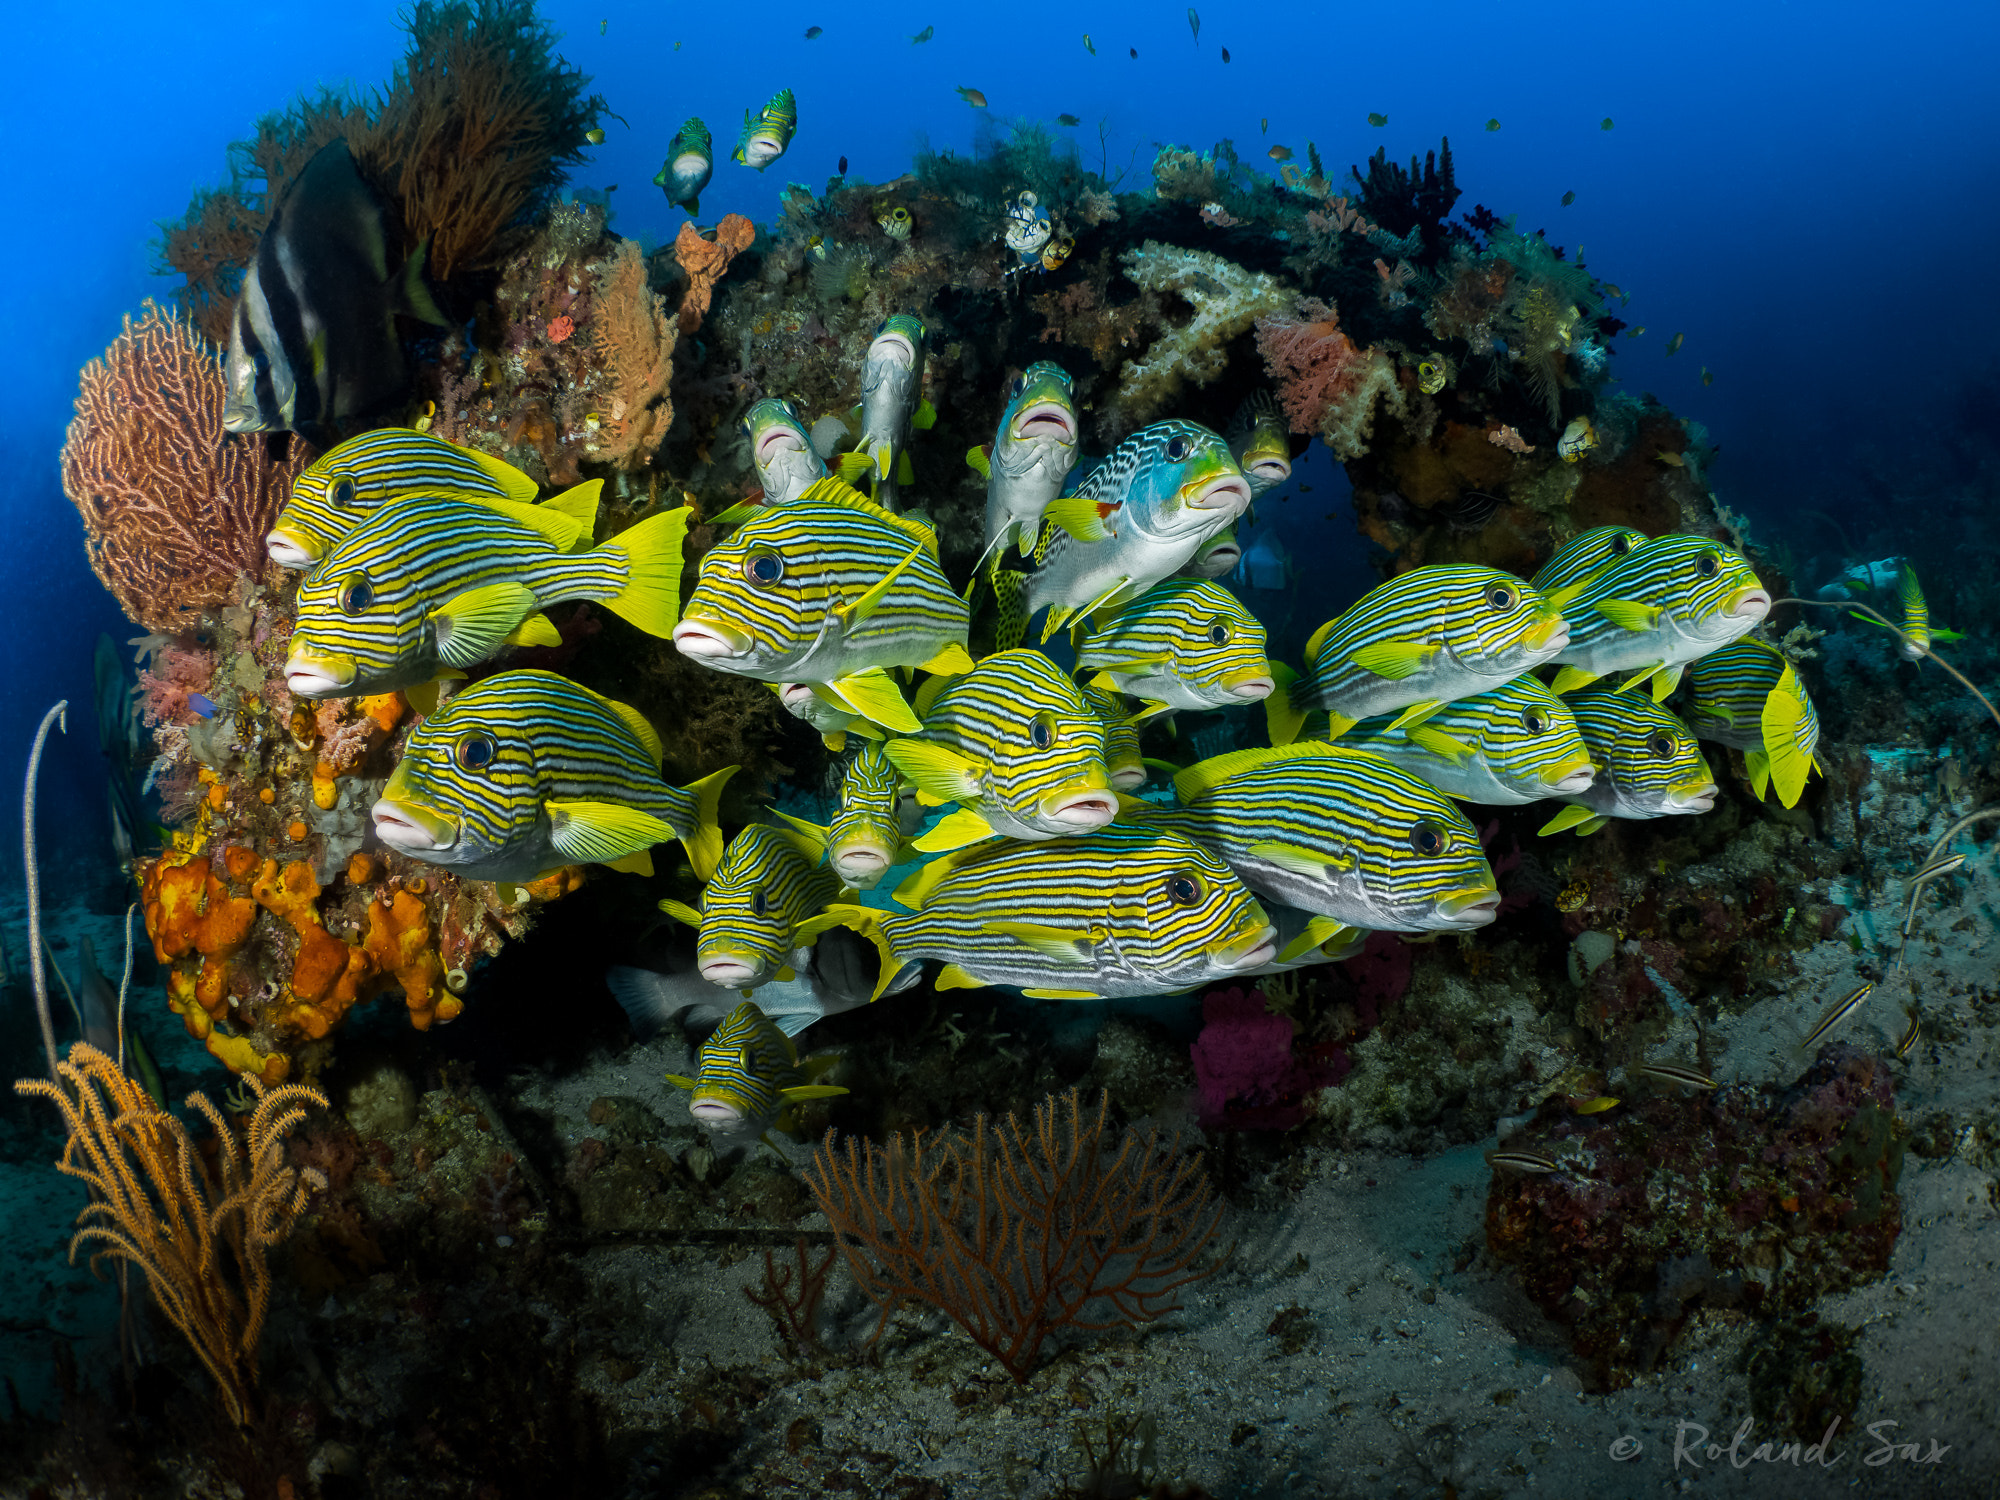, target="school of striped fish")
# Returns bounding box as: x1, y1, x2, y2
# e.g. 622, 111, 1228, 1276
264, 350, 1844, 1136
